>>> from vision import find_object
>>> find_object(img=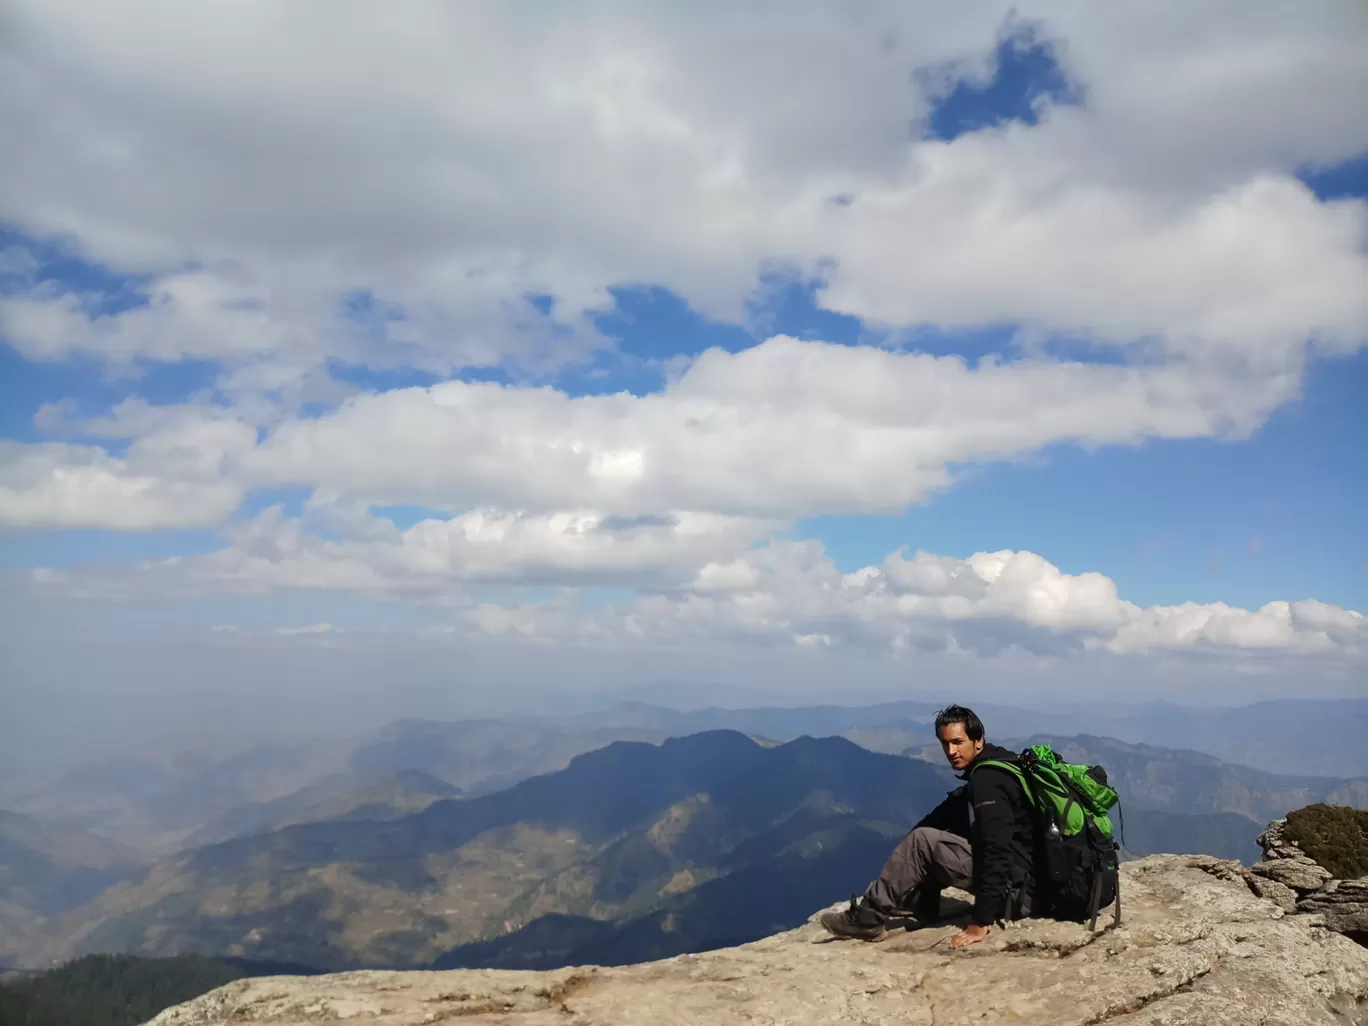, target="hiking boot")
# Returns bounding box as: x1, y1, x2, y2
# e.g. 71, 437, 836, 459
819, 896, 887, 940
